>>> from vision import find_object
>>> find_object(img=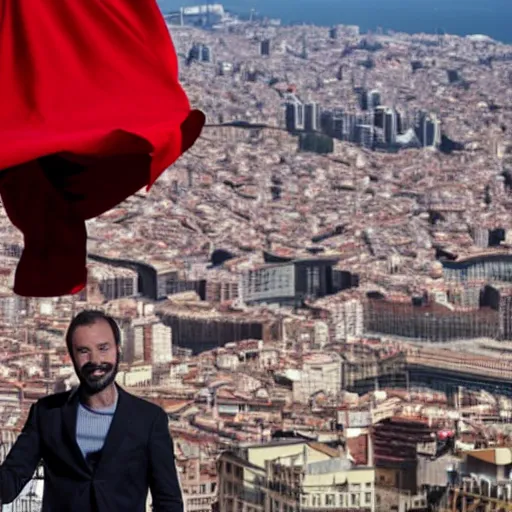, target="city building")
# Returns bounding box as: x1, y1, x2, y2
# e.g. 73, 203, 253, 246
0, 288, 25, 325
320, 110, 335, 137
205, 276, 239, 303
442, 254, 512, 284
130, 316, 173, 365
304, 102, 321, 132
356, 124, 375, 149
240, 258, 340, 306
156, 302, 281, 353
368, 90, 381, 111
218, 439, 376, 512
416, 112, 441, 148
360, 89, 381, 112
343, 113, 358, 142
179, 457, 217, 512
482, 284, 512, 340
364, 297, 500, 342
291, 352, 342, 403
317, 296, 364, 342
445, 448, 512, 511
185, 43, 213, 64
201, 45, 212, 63
260, 39, 271, 57
115, 363, 152, 387
166, 4, 226, 27
285, 102, 305, 132
373, 417, 435, 493
86, 263, 138, 302
218, 61, 233, 76
383, 108, 398, 146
